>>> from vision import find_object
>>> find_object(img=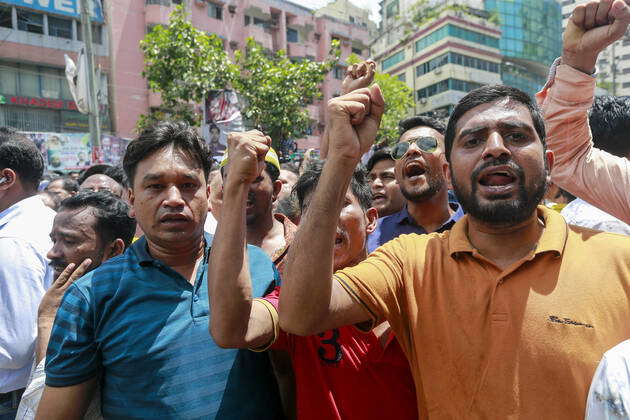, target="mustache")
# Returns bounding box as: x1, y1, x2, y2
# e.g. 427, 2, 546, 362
471, 157, 524, 184
49, 259, 67, 270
